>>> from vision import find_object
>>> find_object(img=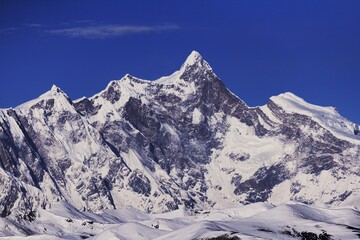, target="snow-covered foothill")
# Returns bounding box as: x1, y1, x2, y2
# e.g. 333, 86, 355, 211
2, 202, 360, 239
